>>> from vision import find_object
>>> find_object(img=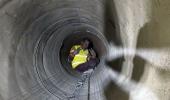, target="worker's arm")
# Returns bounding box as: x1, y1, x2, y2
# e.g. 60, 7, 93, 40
90, 48, 96, 58
87, 48, 96, 60
69, 47, 79, 58
69, 48, 75, 58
